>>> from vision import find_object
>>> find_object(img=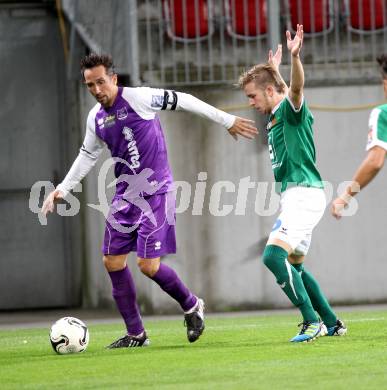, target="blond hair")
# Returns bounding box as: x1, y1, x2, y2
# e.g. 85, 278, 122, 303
238, 64, 286, 93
